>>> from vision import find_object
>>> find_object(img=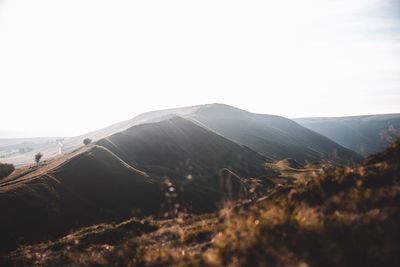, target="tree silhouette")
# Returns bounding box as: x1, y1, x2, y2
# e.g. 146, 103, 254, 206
35, 152, 43, 165
83, 138, 92, 145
